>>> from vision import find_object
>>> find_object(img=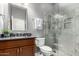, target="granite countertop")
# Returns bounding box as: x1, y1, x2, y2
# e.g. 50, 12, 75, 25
0, 36, 36, 41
